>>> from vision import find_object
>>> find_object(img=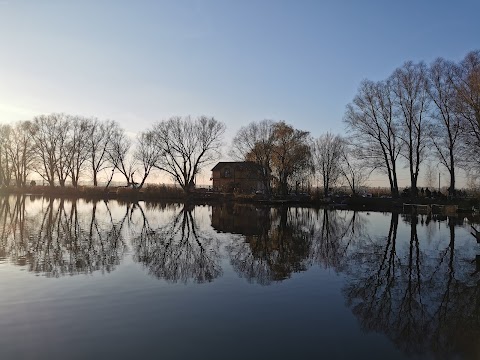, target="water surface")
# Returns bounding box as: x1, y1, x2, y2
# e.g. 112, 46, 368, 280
0, 196, 479, 359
